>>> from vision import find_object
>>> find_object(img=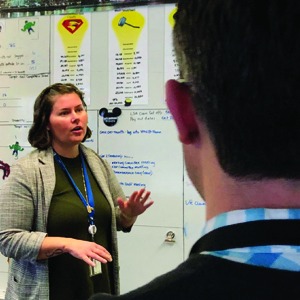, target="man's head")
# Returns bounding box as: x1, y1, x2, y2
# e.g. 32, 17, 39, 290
167, 0, 300, 180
